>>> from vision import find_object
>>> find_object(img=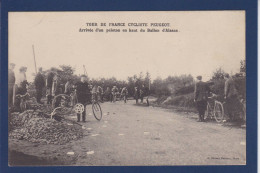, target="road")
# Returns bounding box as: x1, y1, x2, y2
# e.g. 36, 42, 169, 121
9, 100, 246, 166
